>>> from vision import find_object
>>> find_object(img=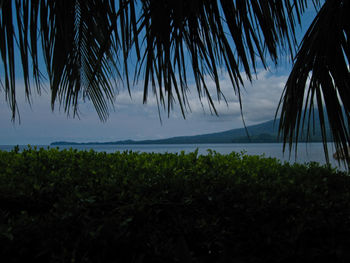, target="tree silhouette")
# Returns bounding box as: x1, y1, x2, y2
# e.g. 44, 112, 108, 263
0, 0, 349, 163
